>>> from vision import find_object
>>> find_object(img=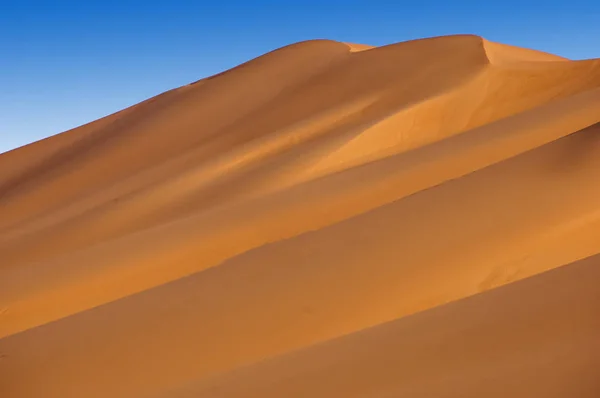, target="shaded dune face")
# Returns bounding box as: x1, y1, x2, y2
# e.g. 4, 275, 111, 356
1, 34, 600, 398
